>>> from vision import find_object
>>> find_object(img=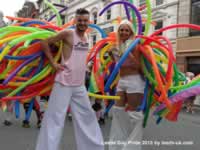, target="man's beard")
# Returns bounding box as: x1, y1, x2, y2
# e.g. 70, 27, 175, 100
77, 25, 87, 32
